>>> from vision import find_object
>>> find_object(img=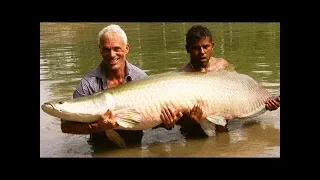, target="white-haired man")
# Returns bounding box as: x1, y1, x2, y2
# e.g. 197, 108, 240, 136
60, 24, 182, 148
